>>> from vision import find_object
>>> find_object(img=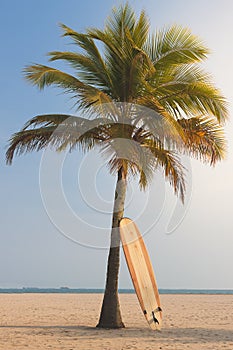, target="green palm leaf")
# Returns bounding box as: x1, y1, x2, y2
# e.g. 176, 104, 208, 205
48, 51, 110, 89
155, 64, 228, 122
145, 25, 209, 66
23, 64, 113, 109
